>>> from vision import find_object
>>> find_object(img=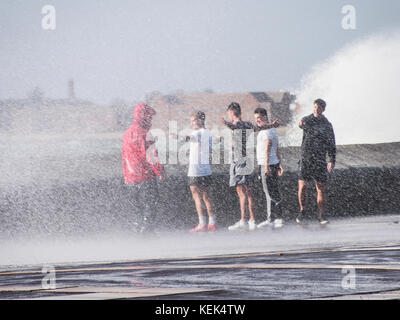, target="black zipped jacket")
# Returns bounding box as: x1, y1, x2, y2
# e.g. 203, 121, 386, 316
299, 114, 336, 165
